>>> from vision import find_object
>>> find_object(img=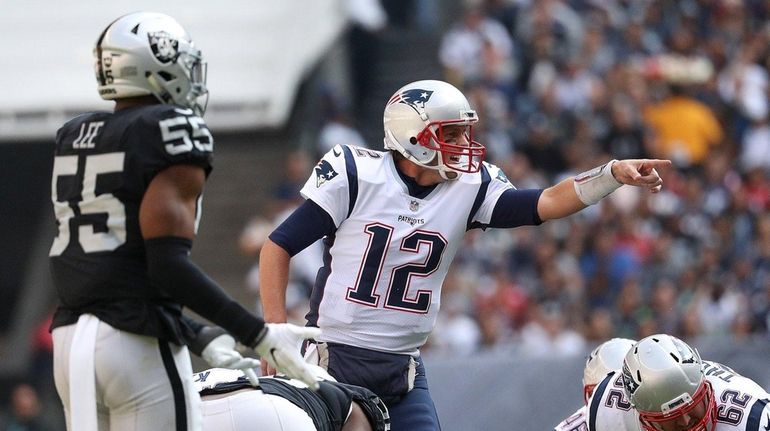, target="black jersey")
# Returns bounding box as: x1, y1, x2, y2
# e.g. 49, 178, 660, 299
198, 376, 390, 431
49, 104, 213, 343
